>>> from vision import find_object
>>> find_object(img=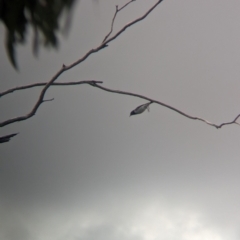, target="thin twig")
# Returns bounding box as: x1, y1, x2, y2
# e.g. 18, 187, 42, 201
102, 5, 118, 43
0, 81, 103, 97
102, 0, 136, 43
0, 0, 163, 128
103, 0, 163, 46
42, 98, 54, 102
91, 82, 240, 129
0, 81, 101, 127
2, 79, 239, 129
118, 0, 136, 11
